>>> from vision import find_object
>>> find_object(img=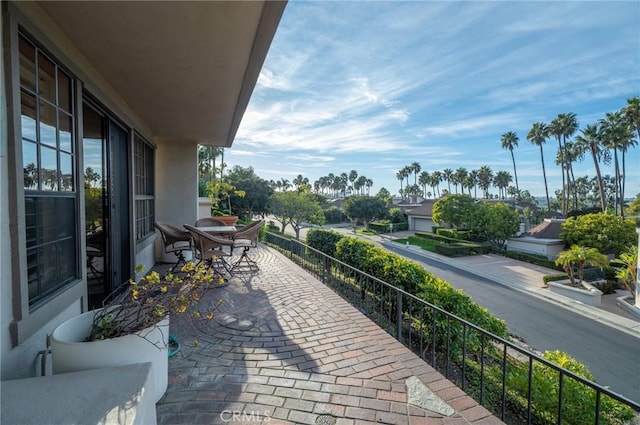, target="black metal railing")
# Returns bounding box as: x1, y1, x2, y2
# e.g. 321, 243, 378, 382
265, 232, 640, 425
